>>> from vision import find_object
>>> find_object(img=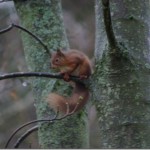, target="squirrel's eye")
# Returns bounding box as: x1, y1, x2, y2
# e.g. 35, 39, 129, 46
55, 58, 59, 62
